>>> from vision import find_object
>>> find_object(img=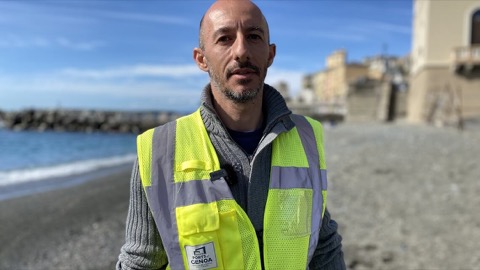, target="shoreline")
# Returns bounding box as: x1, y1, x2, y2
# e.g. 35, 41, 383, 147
0, 165, 133, 270
0, 163, 134, 202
